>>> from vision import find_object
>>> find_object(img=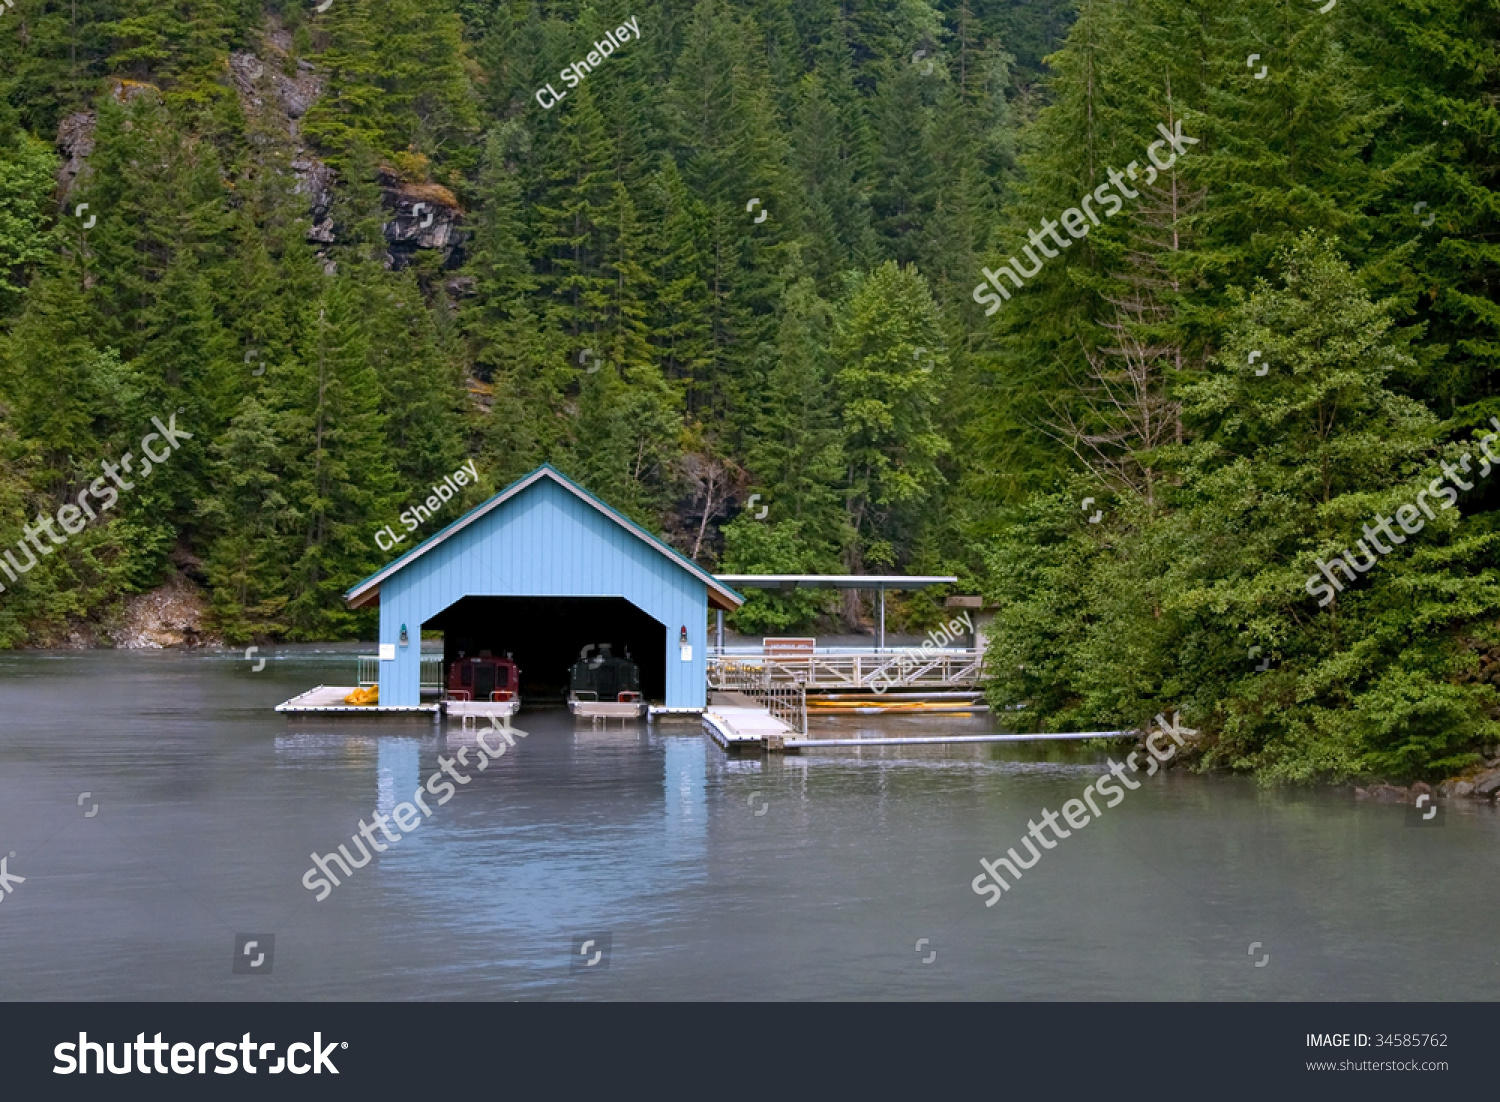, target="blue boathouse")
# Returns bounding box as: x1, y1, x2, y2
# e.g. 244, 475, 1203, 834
343, 464, 743, 710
